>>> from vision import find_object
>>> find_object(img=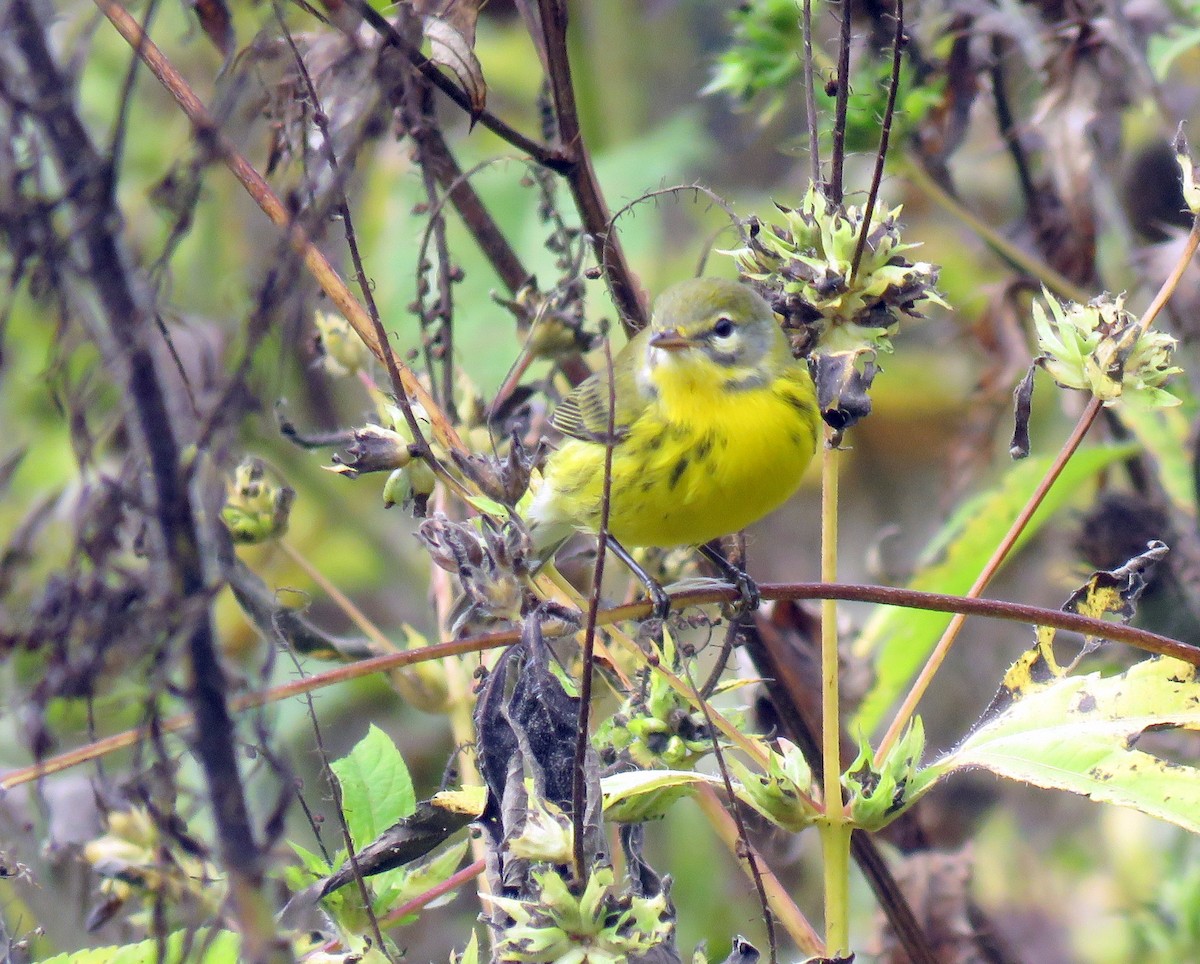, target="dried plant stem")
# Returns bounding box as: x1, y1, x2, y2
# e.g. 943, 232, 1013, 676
279, 540, 391, 651
828, 0, 853, 203
346, 0, 560, 168
802, 0, 820, 187
696, 782, 816, 955
535, 0, 647, 331
3, 5, 279, 956
850, 0, 903, 283
877, 214, 1200, 760
6, 579, 1195, 794
684, 662, 778, 963
817, 432, 850, 954
430, 489, 492, 894
693, 787, 824, 957
92, 0, 466, 457
572, 340, 617, 880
